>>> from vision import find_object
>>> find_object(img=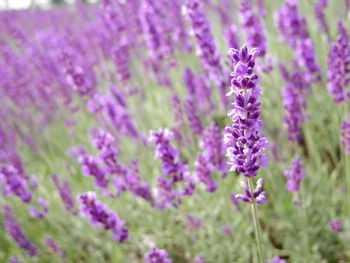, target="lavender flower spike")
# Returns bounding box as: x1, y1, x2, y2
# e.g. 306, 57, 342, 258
266, 256, 286, 263
235, 178, 267, 204
3, 205, 39, 256
224, 46, 268, 177
144, 247, 172, 263
284, 157, 306, 192
327, 22, 350, 103
341, 116, 350, 154
77, 191, 128, 242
